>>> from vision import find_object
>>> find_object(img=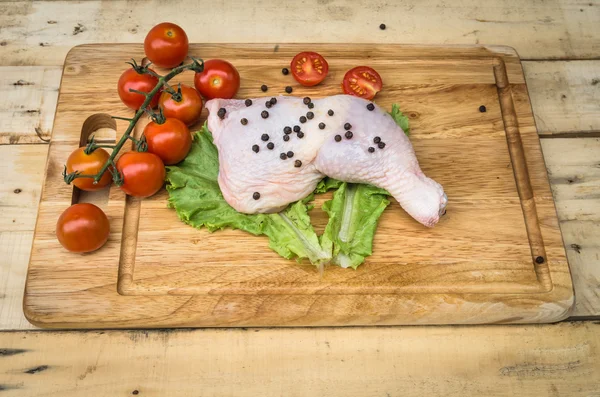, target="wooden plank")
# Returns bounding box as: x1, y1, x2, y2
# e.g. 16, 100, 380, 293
0, 145, 48, 232
0, 0, 598, 67
541, 138, 600, 318
0, 323, 599, 396
21, 44, 573, 328
0, 66, 61, 144
0, 232, 35, 330
0, 144, 47, 330
524, 61, 600, 136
